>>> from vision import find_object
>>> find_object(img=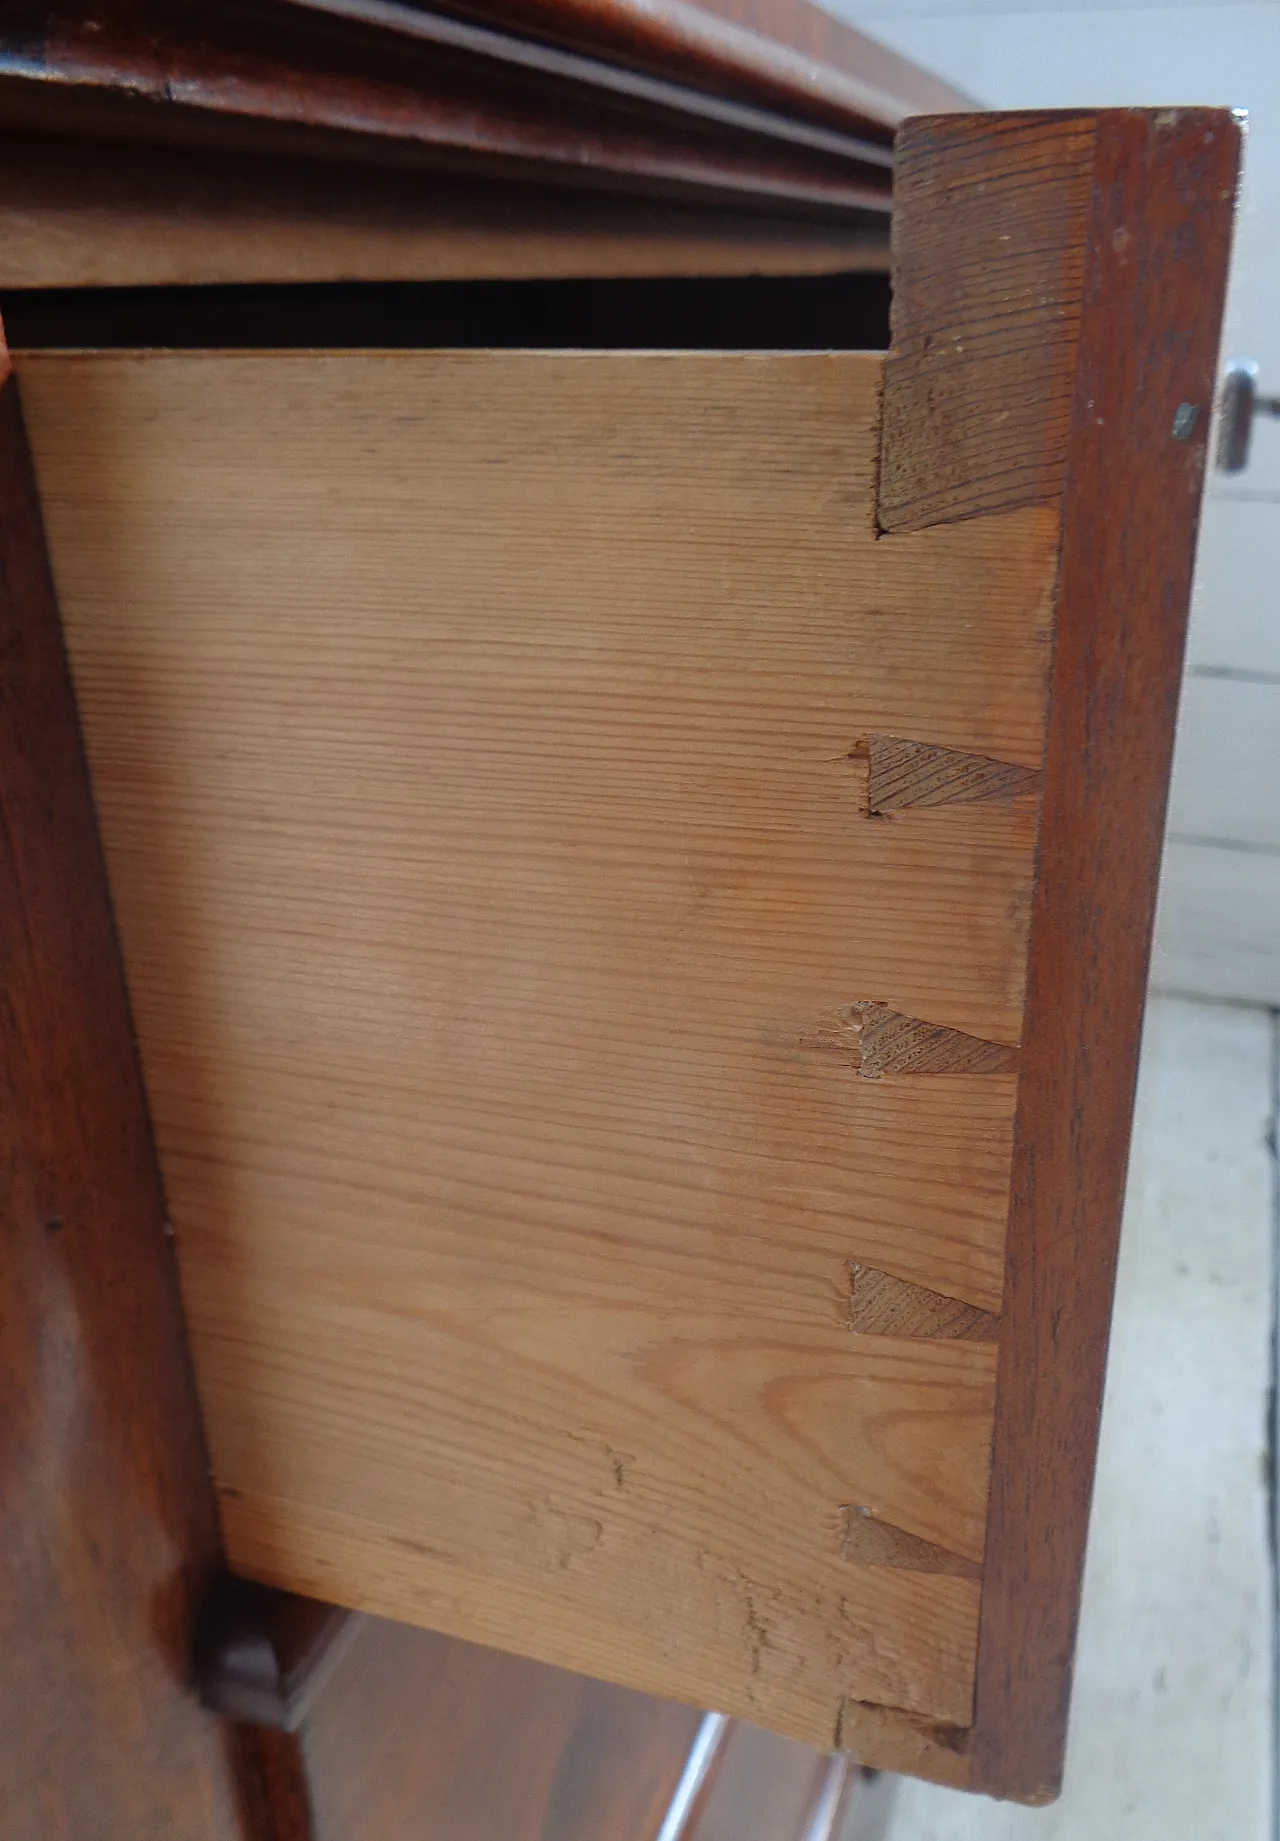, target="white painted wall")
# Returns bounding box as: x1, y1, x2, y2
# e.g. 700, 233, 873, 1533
830, 1, 1280, 1002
